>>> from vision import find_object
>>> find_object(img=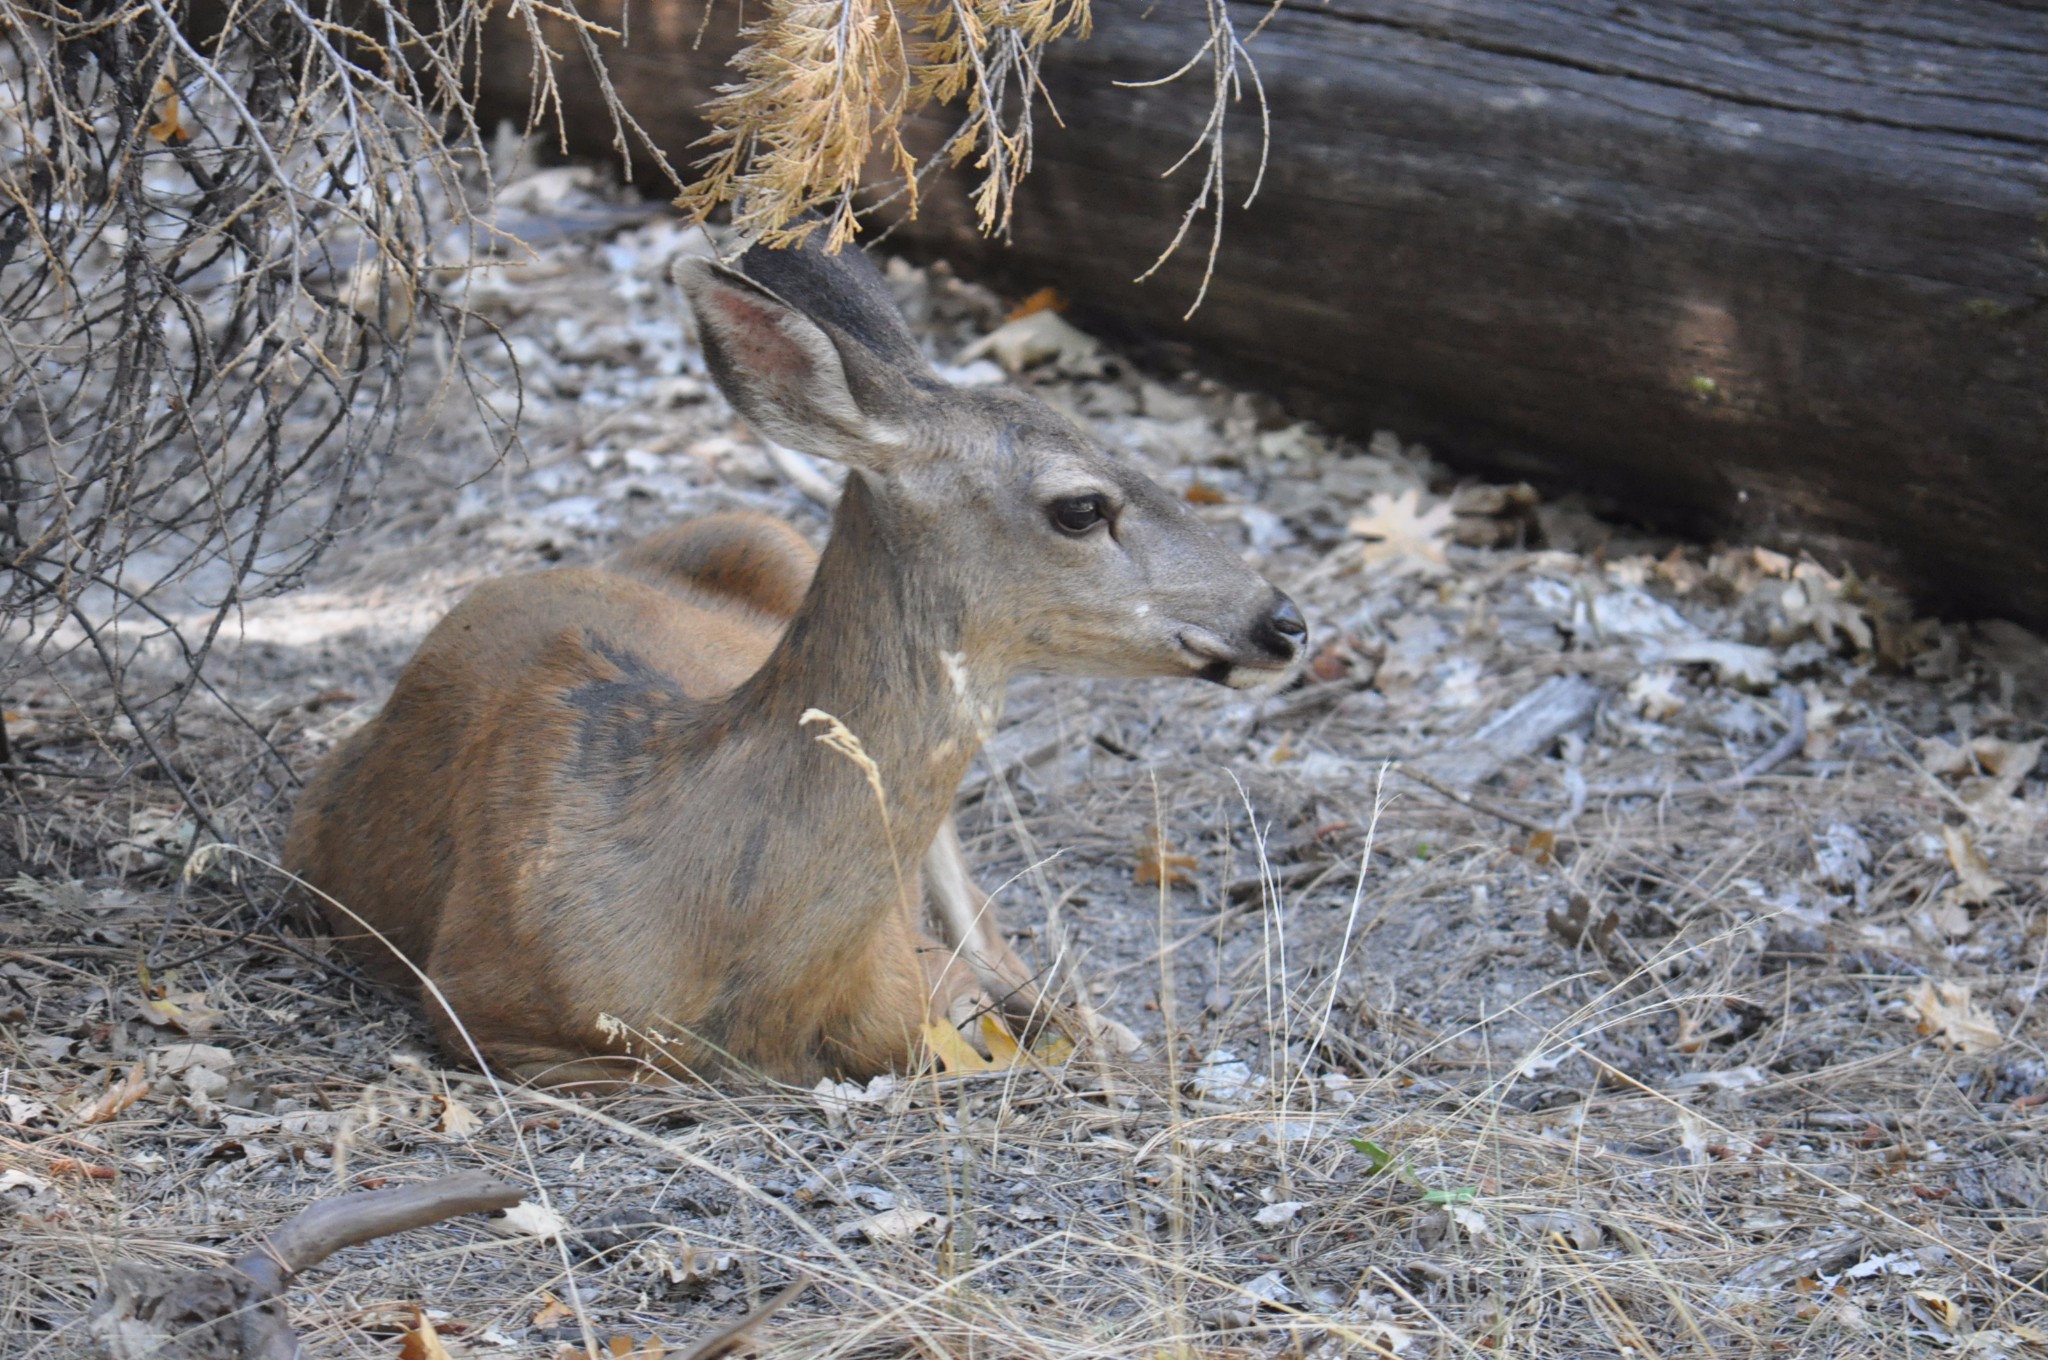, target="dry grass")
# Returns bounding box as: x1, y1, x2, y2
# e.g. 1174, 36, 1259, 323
2, 193, 2045, 1359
